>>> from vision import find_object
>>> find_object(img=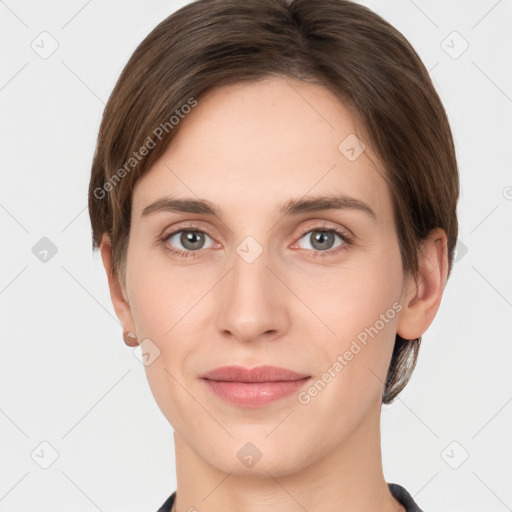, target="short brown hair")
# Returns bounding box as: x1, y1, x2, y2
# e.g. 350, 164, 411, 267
88, 0, 459, 404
